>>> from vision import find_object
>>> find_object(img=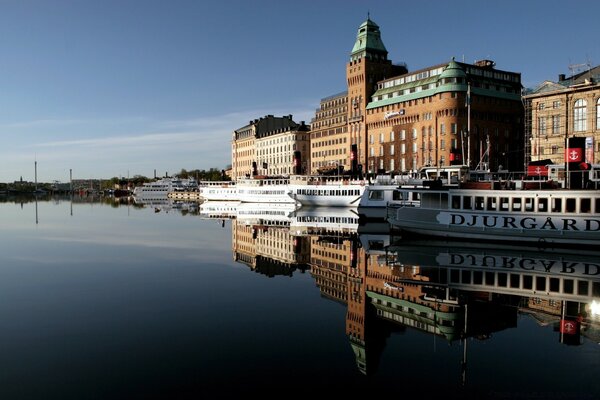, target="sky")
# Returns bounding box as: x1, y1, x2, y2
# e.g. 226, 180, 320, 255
1, 0, 599, 183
